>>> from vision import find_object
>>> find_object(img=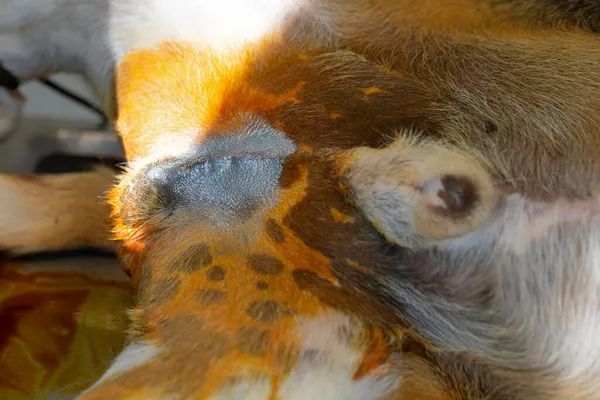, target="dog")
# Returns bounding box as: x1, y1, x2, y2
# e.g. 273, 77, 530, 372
1, 1, 600, 398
